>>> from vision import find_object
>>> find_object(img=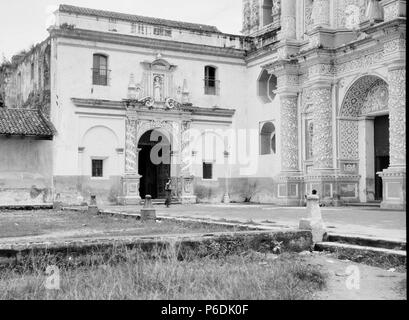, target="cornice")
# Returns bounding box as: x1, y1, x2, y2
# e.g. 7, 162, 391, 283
50, 27, 246, 60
